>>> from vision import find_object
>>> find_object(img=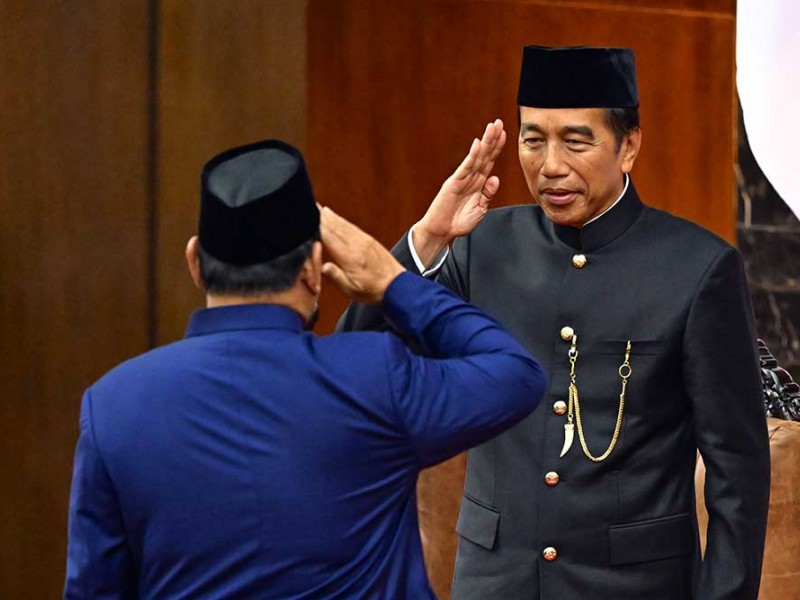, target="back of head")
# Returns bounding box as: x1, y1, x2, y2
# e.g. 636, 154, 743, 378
197, 140, 320, 296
